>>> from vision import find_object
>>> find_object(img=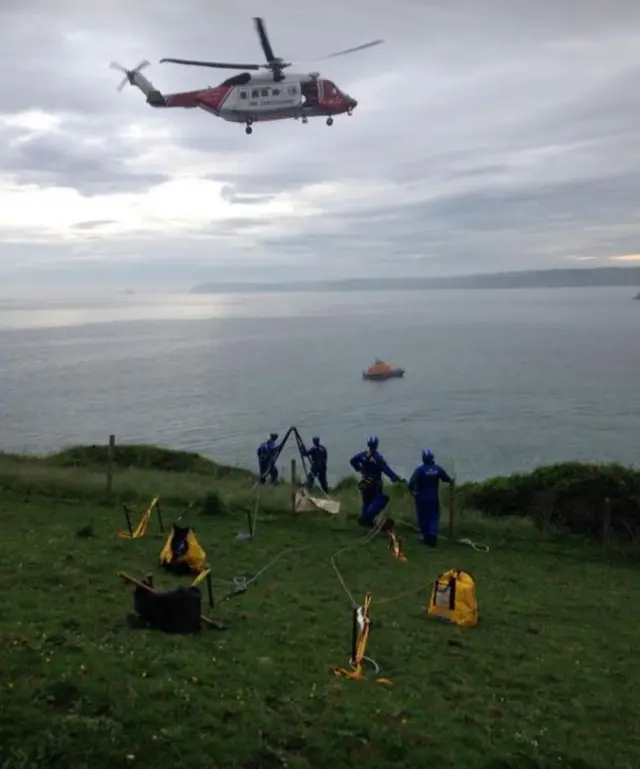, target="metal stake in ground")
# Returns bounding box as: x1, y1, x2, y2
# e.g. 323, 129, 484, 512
236, 490, 259, 540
